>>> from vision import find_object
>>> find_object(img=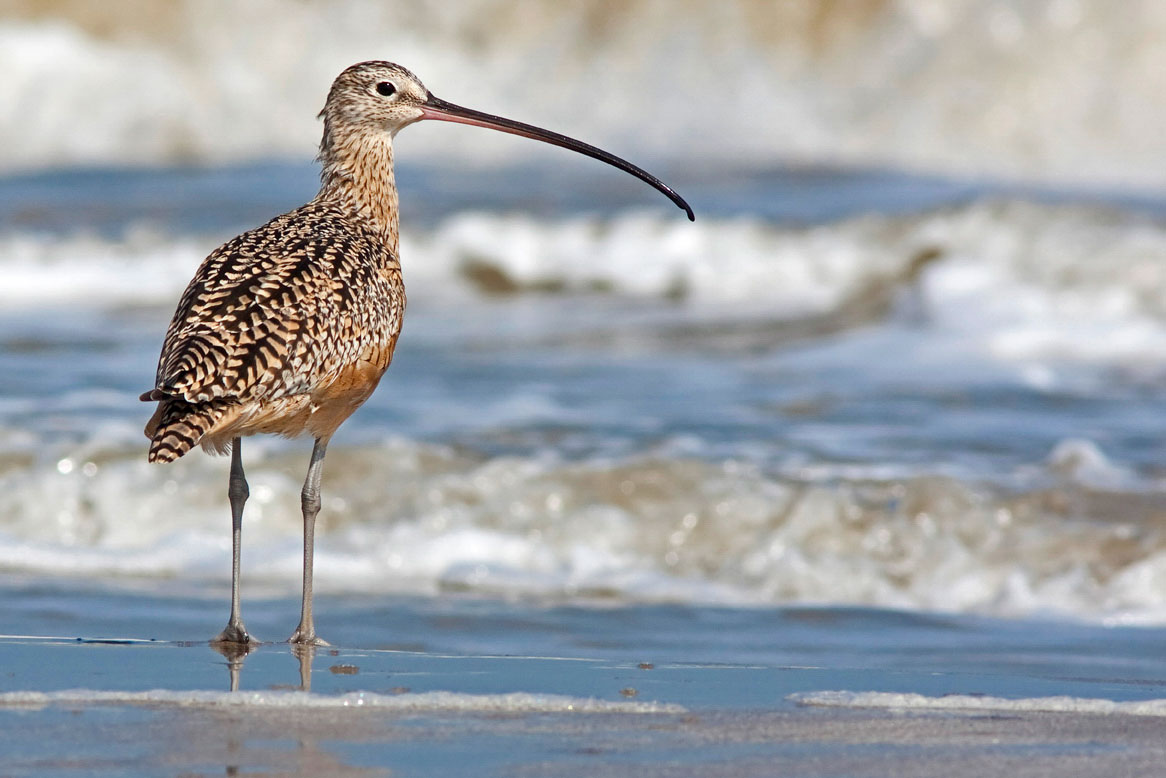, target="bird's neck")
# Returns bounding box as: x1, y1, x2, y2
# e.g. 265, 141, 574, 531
316, 128, 401, 255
